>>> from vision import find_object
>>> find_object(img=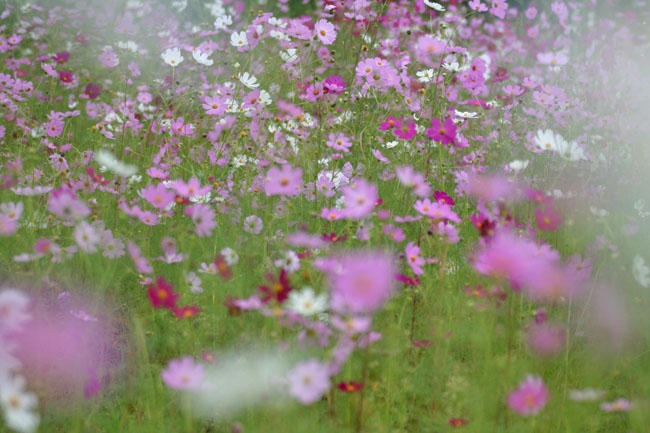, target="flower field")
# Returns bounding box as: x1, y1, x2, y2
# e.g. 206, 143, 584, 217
1, 0, 650, 432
